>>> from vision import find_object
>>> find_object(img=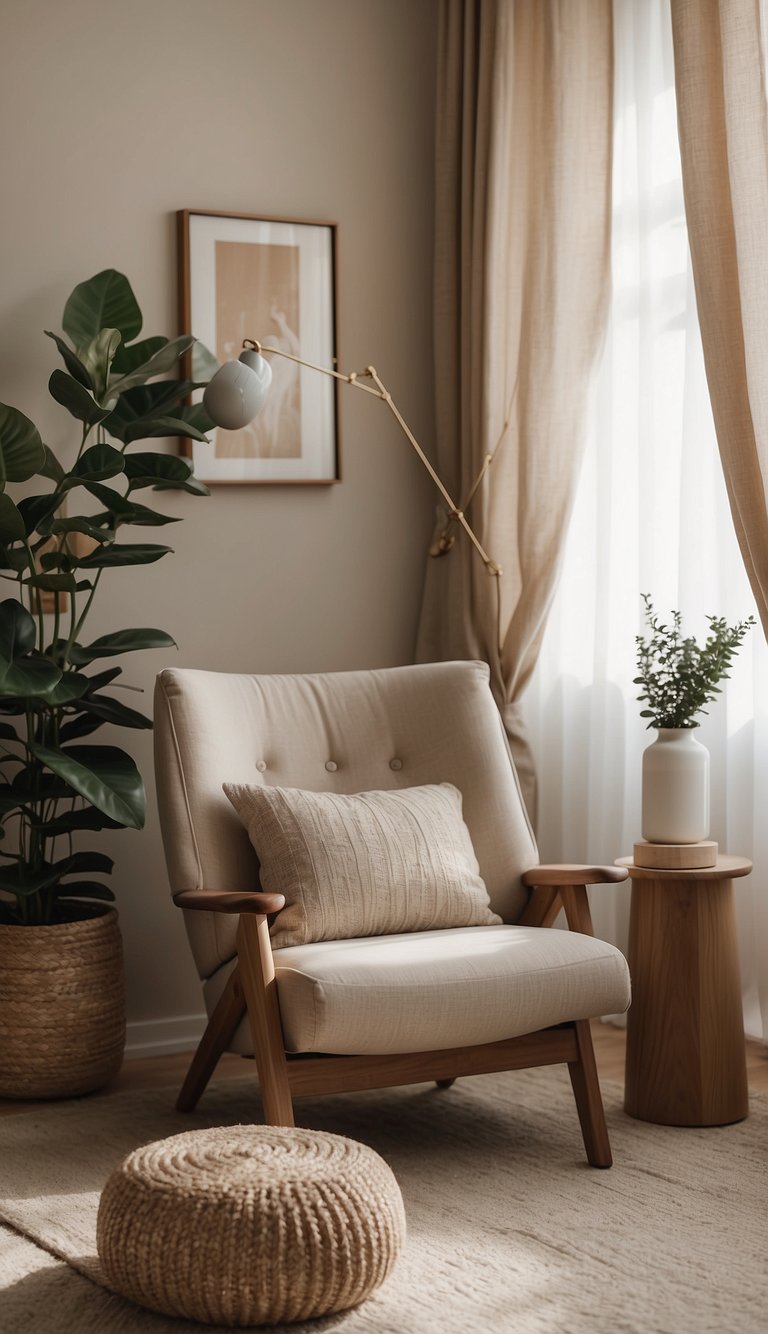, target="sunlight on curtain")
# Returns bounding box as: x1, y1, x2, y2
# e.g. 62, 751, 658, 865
524, 0, 768, 1040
